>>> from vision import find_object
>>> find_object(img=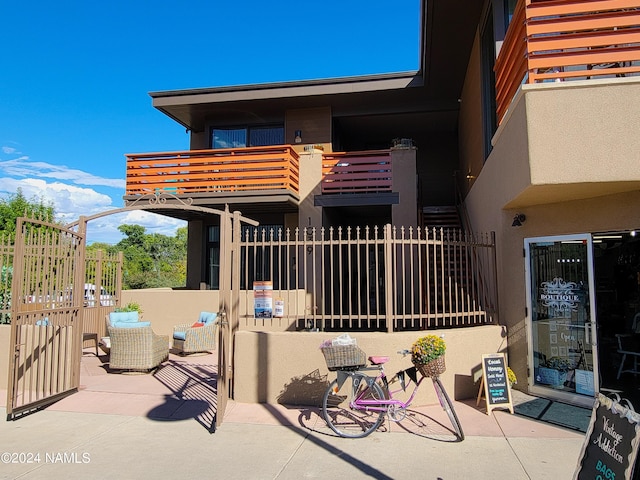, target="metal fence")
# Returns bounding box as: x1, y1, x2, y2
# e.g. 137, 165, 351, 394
0, 242, 122, 328
0, 237, 12, 324
237, 225, 498, 332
